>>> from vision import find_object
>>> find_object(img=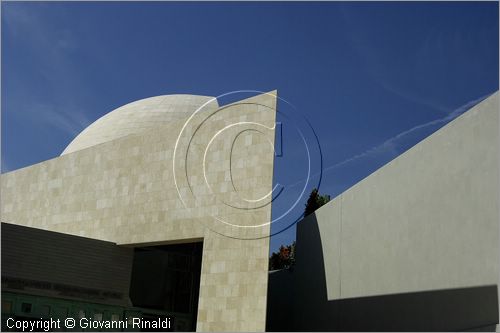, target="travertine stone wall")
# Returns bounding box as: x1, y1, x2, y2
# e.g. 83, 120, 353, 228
1, 91, 278, 331
62, 94, 219, 155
